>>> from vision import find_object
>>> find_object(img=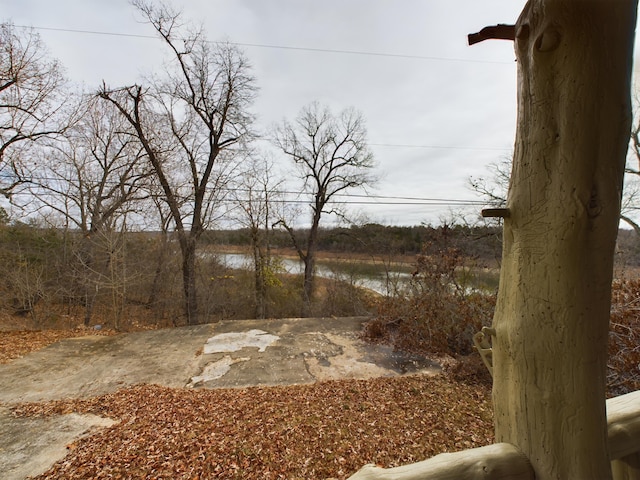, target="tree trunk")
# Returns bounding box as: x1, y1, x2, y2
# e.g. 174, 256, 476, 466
303, 219, 320, 317
491, 2, 637, 479
251, 227, 267, 319
181, 236, 199, 325
302, 254, 315, 315
80, 236, 98, 327
147, 230, 169, 313
83, 293, 95, 327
